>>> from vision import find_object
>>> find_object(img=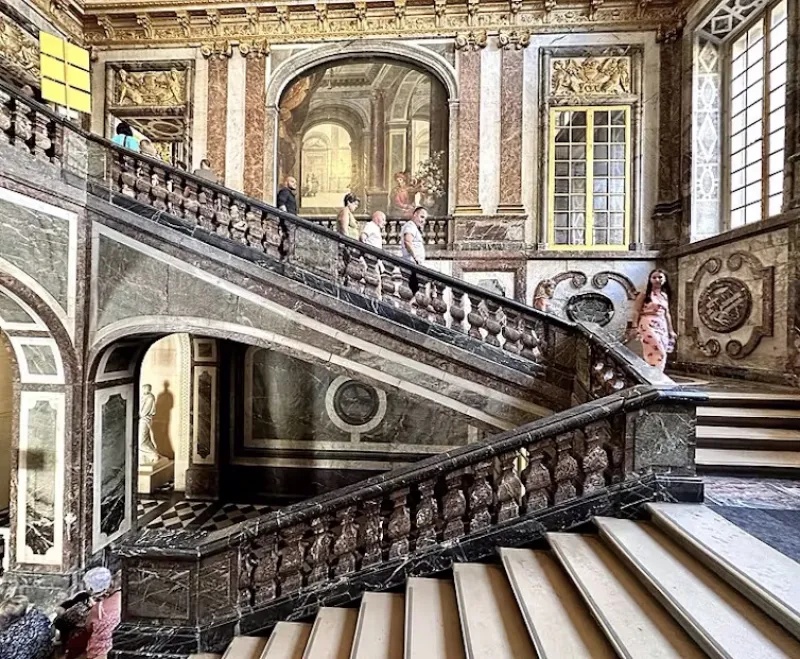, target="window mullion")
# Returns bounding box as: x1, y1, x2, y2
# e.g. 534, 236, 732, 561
761, 15, 770, 220
586, 110, 595, 248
